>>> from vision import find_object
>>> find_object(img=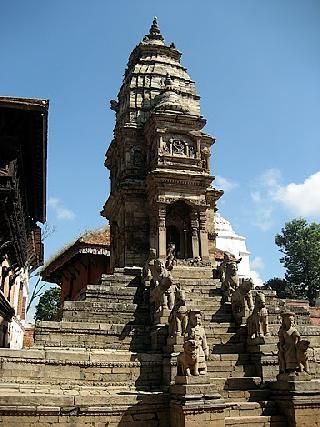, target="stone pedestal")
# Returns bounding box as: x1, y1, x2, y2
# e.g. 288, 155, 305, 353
170, 375, 225, 427
272, 373, 320, 427
151, 309, 171, 351
162, 336, 185, 386
165, 335, 184, 353
154, 307, 171, 325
